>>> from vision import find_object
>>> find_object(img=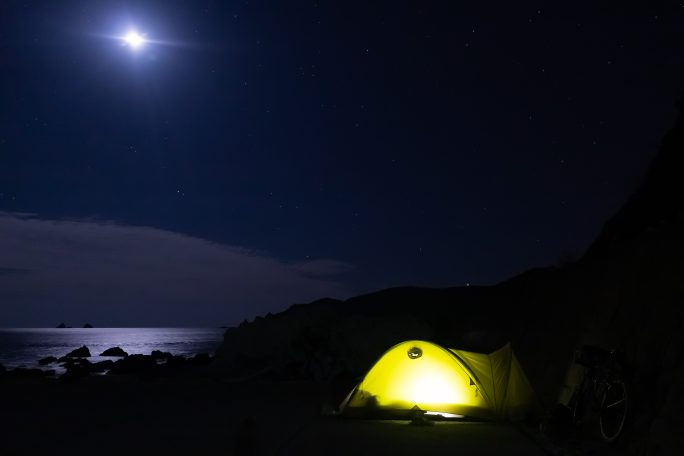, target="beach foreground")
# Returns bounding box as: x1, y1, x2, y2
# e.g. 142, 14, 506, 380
0, 373, 589, 456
